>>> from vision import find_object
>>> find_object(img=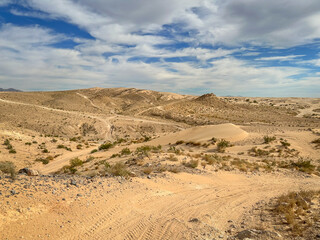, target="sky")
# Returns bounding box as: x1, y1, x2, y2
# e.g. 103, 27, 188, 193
0, 0, 319, 97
